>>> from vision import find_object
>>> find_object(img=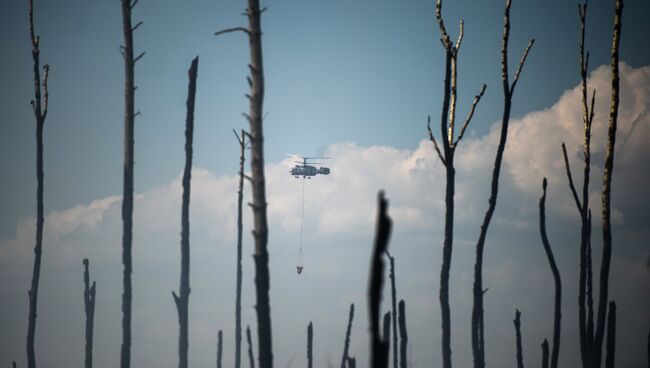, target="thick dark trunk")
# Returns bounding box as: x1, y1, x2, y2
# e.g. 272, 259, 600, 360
26, 0, 49, 366
341, 303, 354, 368
83, 259, 96, 368
594, 2, 622, 367
398, 300, 408, 368
605, 302, 616, 368
514, 309, 524, 368
369, 192, 392, 368
217, 330, 223, 368
173, 56, 198, 368
307, 322, 313, 368
541, 339, 549, 368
